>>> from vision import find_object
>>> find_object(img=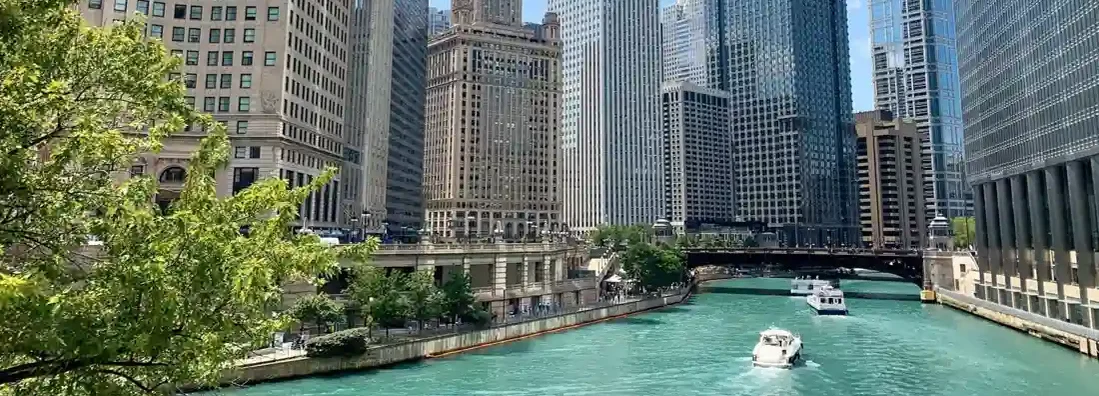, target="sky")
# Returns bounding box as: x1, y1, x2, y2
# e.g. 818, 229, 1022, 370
428, 0, 874, 112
